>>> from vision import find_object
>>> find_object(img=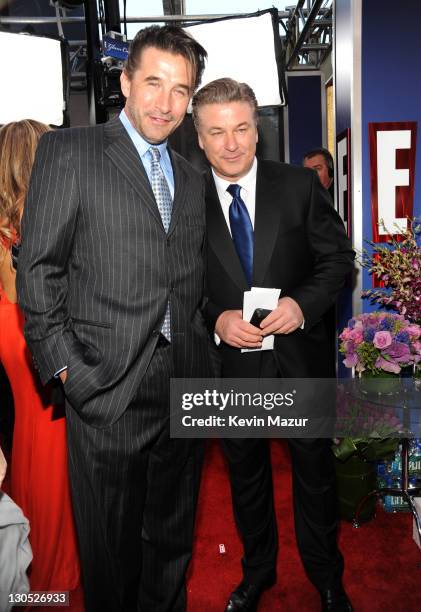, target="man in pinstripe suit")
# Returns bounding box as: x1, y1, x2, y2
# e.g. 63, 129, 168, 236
17, 26, 209, 612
